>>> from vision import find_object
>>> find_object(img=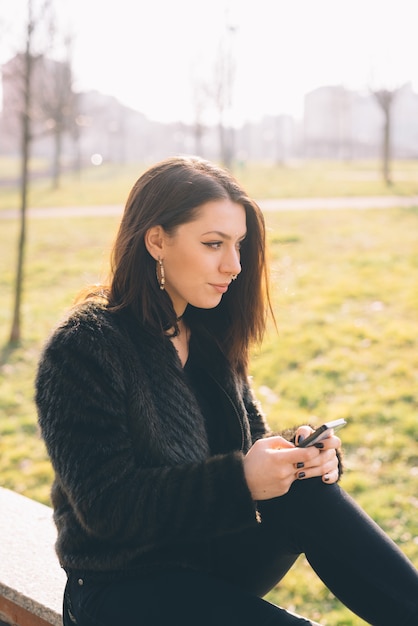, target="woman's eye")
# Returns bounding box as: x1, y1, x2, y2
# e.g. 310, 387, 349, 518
203, 242, 222, 249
